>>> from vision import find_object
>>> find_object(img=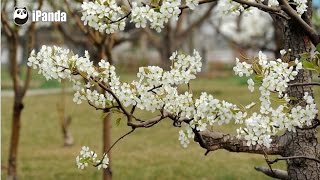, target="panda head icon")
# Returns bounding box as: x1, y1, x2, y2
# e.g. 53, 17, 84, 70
13, 7, 29, 26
